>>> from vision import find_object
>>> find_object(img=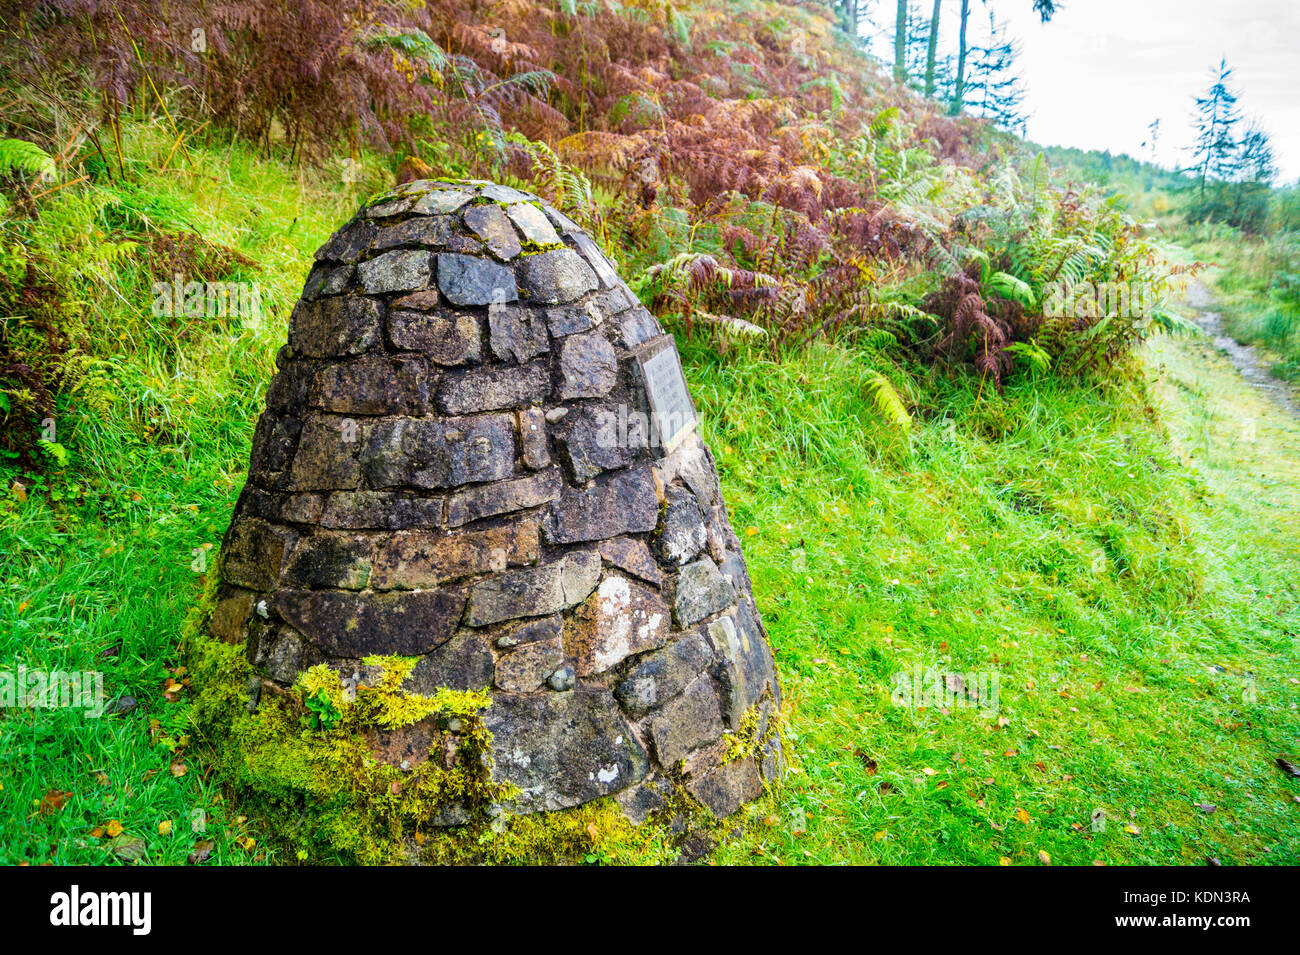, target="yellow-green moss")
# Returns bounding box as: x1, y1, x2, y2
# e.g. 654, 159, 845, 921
417, 797, 679, 866
180, 546, 781, 864
722, 694, 785, 766
180, 562, 696, 864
